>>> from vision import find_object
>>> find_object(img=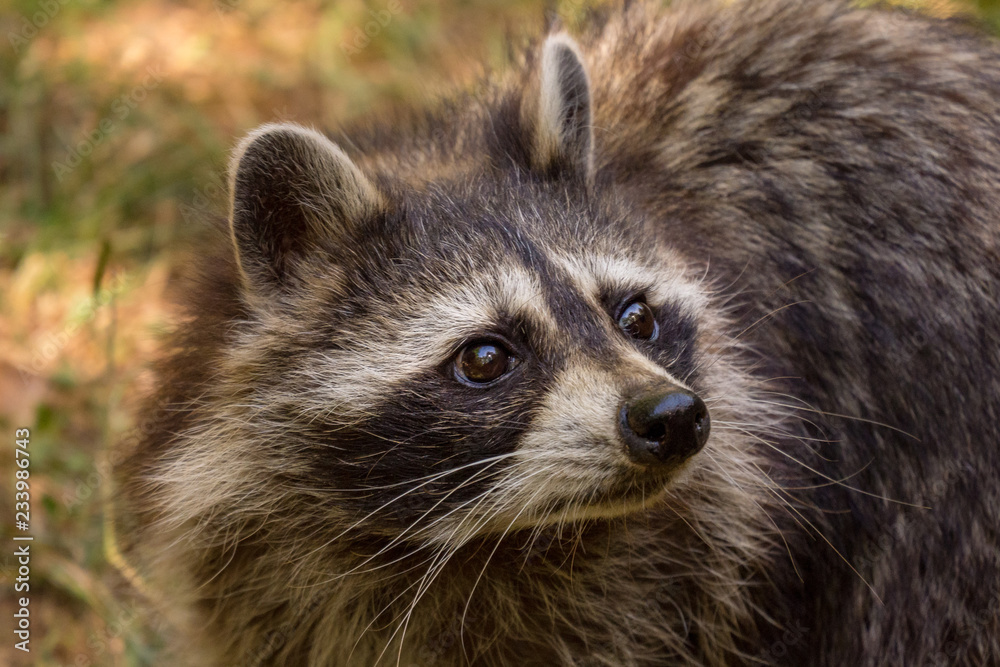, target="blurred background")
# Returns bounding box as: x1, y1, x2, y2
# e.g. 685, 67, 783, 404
0, 0, 997, 664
